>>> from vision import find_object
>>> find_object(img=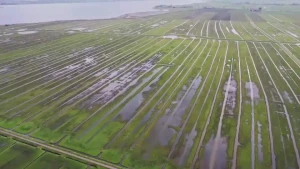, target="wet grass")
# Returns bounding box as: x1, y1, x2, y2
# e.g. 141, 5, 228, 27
26, 152, 86, 169
0, 136, 15, 153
